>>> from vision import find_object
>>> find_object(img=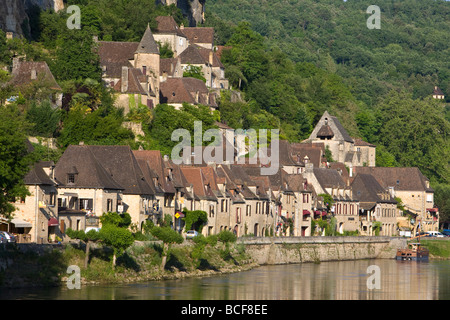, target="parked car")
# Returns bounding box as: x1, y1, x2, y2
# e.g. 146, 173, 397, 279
0, 231, 16, 243
186, 230, 199, 239
442, 230, 450, 237
425, 231, 445, 238
0, 233, 7, 243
